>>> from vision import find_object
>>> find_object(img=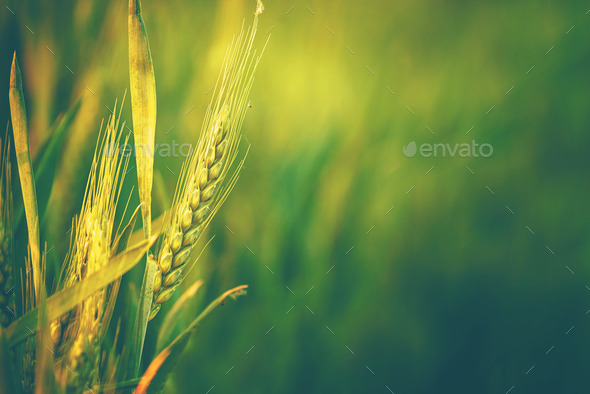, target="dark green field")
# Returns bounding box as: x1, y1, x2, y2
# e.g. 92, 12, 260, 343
2, 0, 590, 392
